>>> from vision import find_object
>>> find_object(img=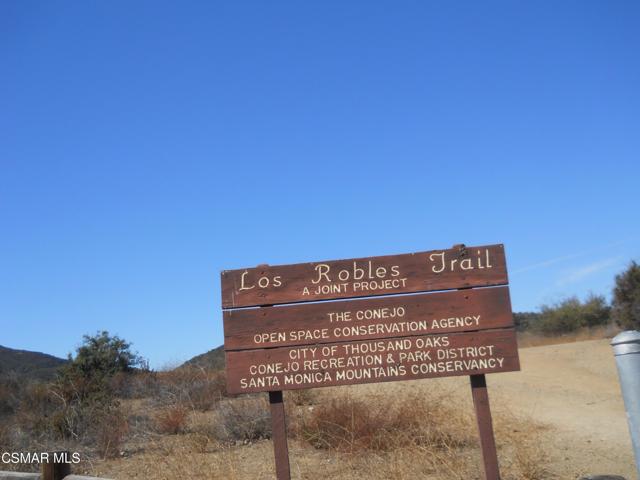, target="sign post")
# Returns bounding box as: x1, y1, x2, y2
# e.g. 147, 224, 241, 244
221, 244, 518, 480
471, 374, 500, 479
268, 390, 291, 480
